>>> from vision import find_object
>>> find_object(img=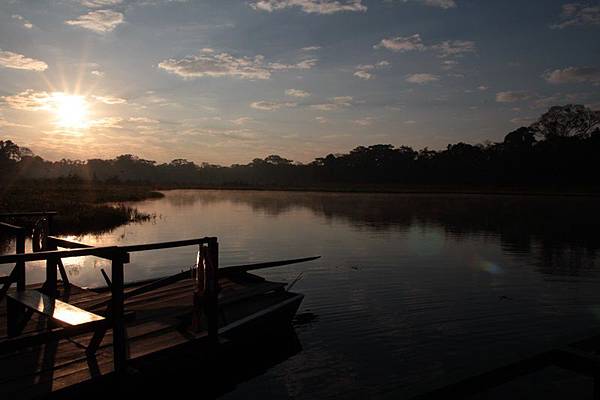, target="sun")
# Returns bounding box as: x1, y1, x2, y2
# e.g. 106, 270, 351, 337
51, 93, 90, 129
